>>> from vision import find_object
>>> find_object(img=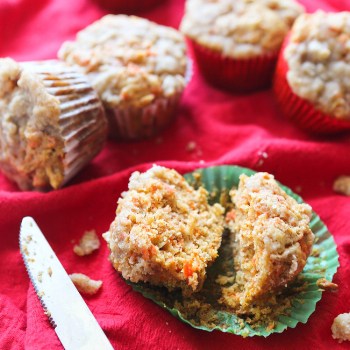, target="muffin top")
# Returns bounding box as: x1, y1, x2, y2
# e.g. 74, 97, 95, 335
180, 0, 304, 58
103, 165, 224, 295
285, 11, 350, 120
59, 15, 188, 109
223, 172, 313, 310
